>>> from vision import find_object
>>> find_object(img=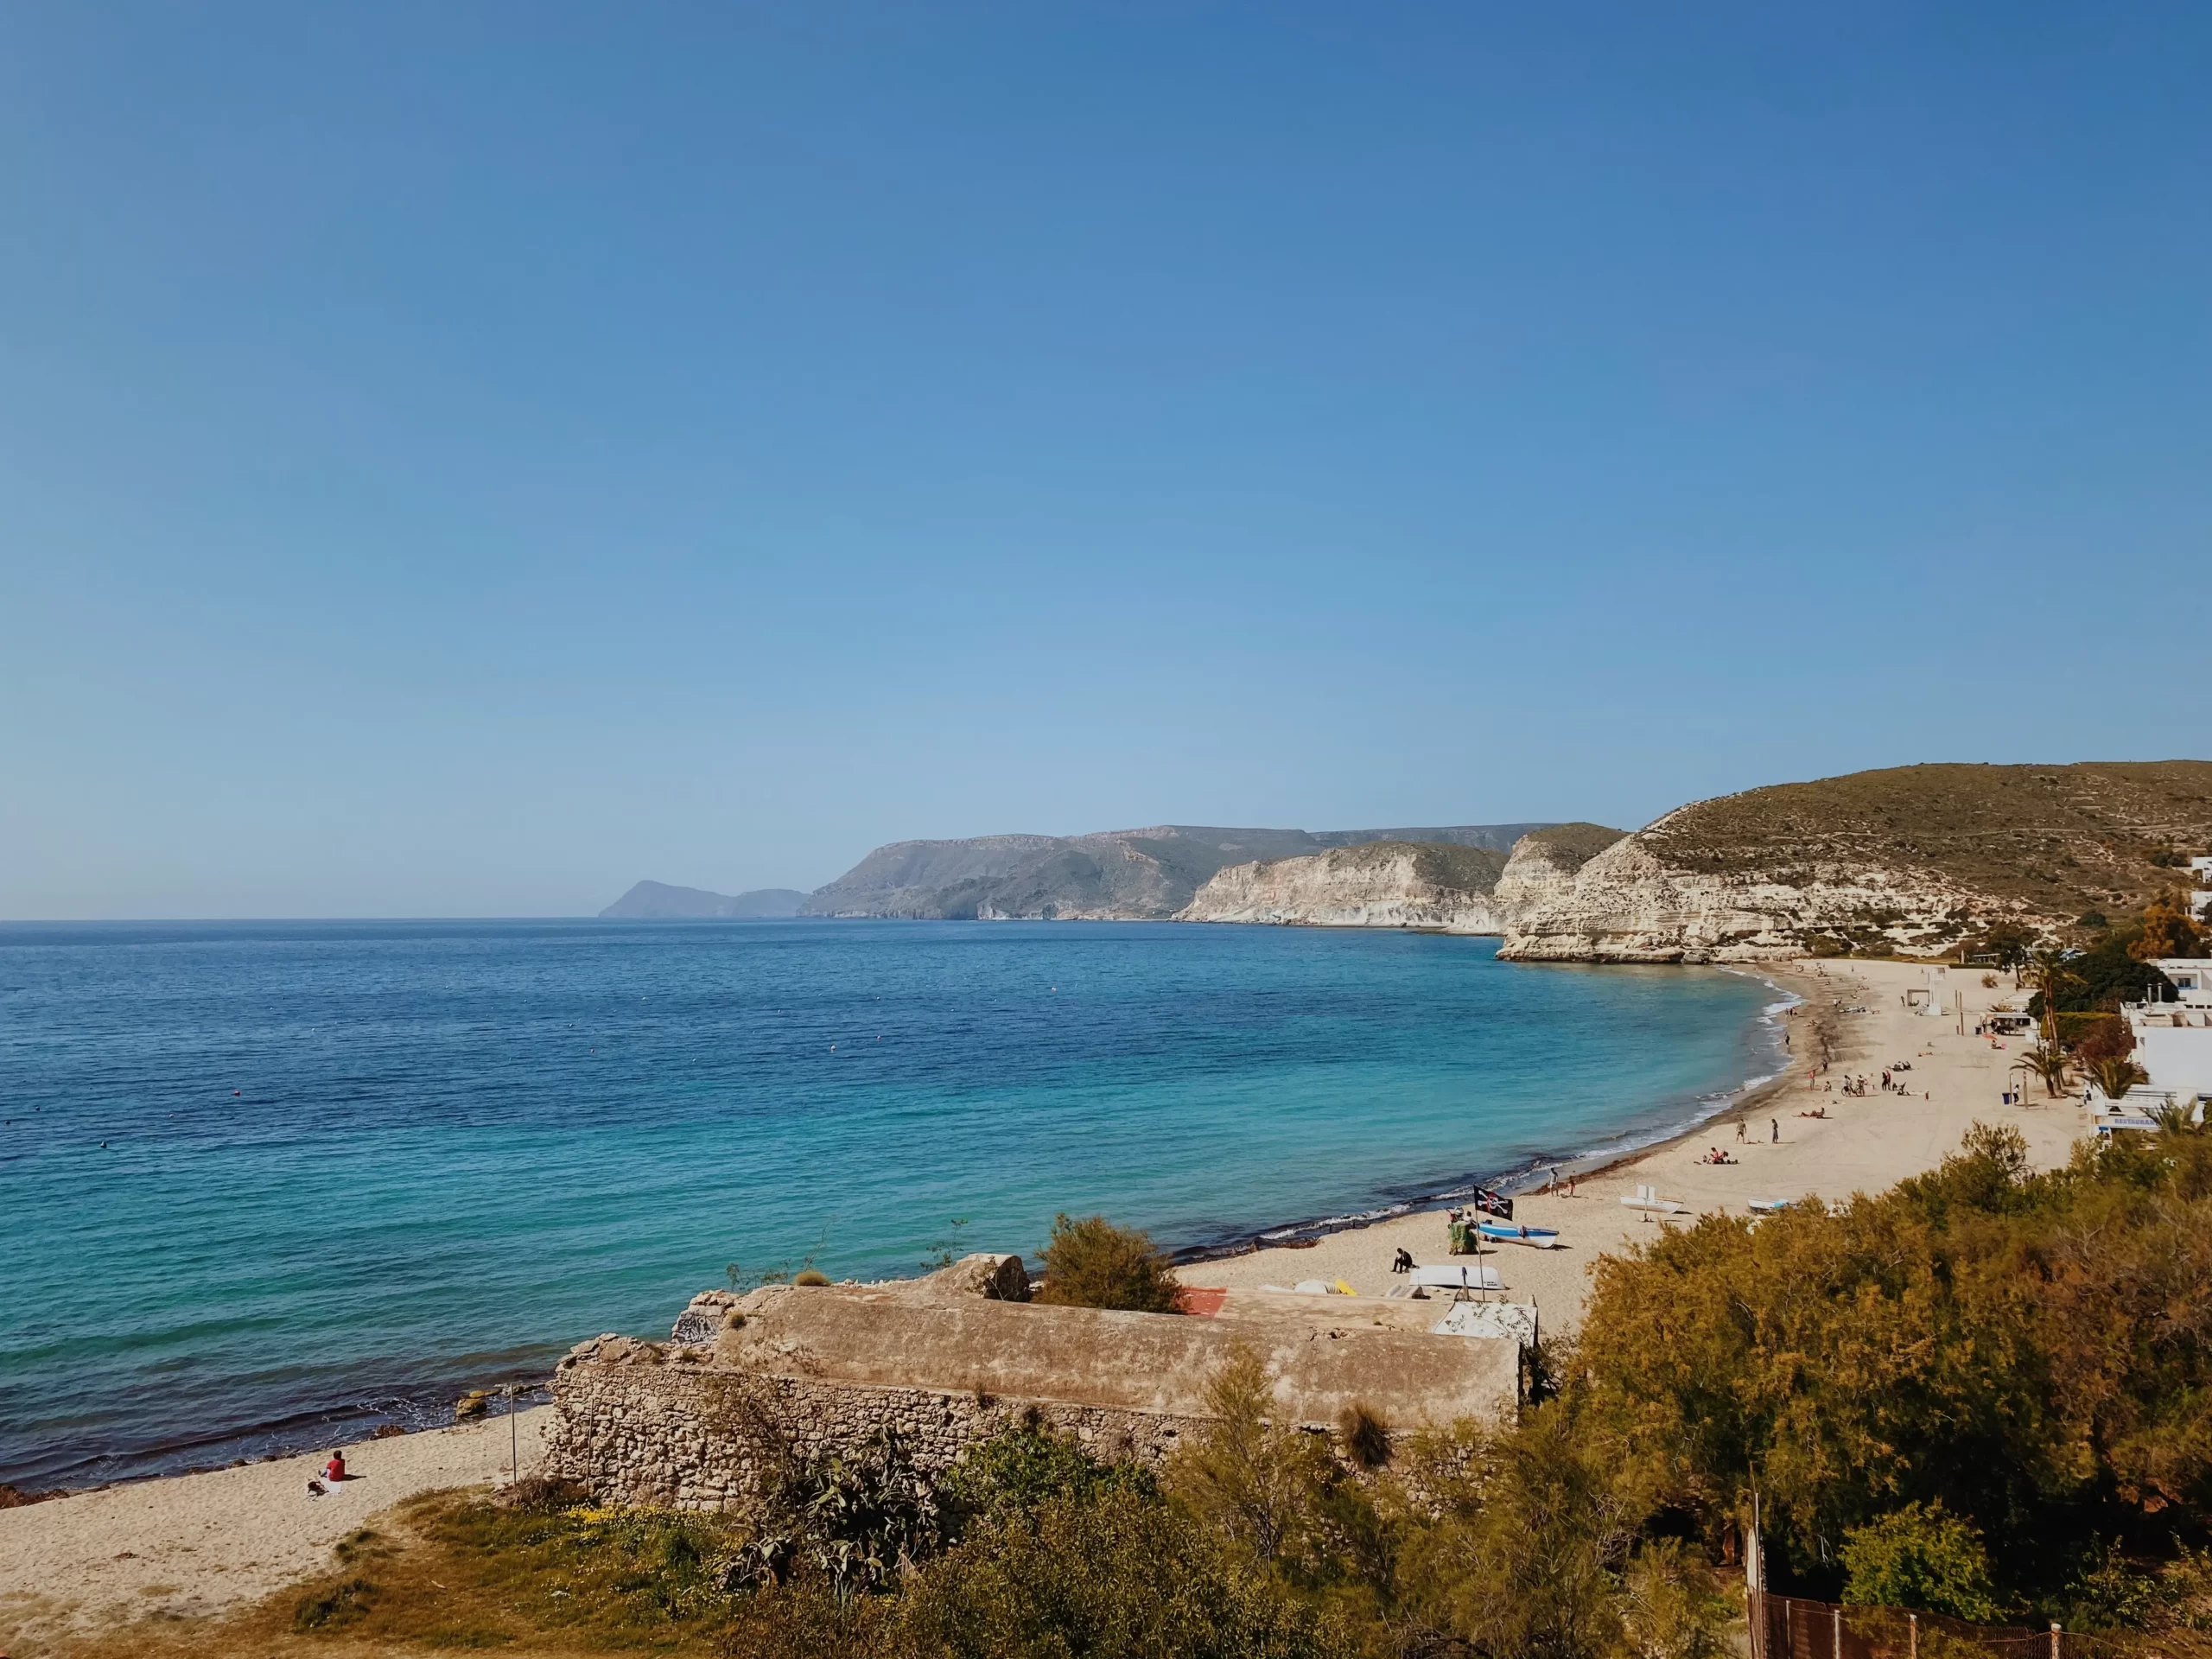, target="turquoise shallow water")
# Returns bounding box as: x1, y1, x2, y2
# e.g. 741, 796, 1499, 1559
0, 918, 1782, 1488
